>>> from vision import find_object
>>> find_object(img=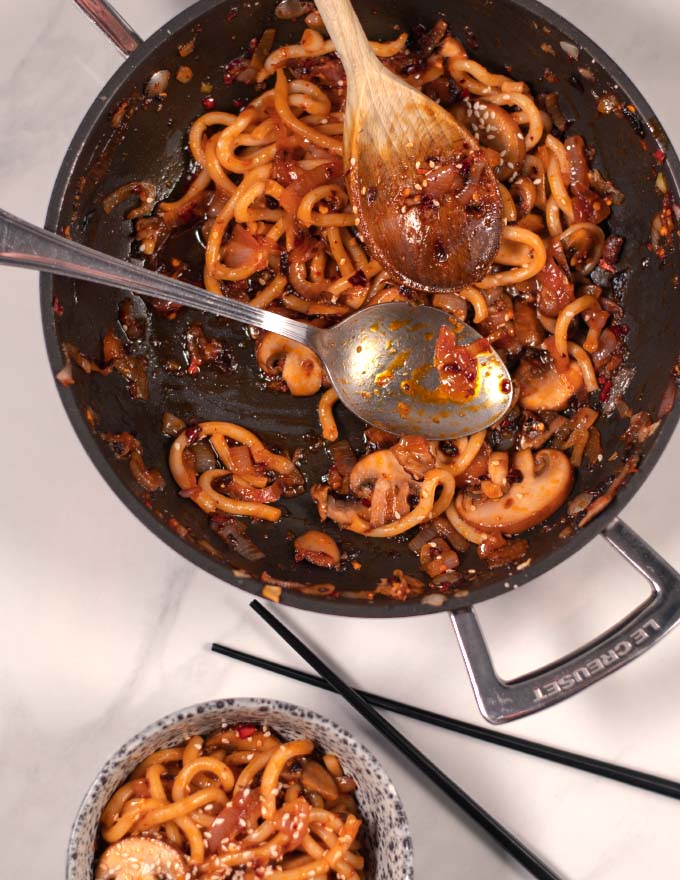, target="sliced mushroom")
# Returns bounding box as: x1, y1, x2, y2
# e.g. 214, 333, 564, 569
311, 484, 369, 533
348, 449, 414, 498
255, 331, 324, 396
454, 98, 526, 181
294, 530, 341, 568
516, 356, 584, 412
96, 838, 188, 880
301, 759, 340, 803
455, 449, 574, 534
